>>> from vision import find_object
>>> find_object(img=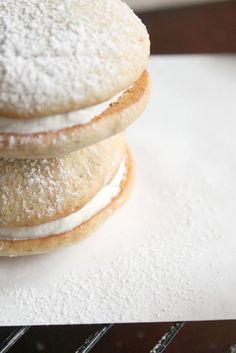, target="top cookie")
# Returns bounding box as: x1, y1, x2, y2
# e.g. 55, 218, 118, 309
0, 0, 150, 119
